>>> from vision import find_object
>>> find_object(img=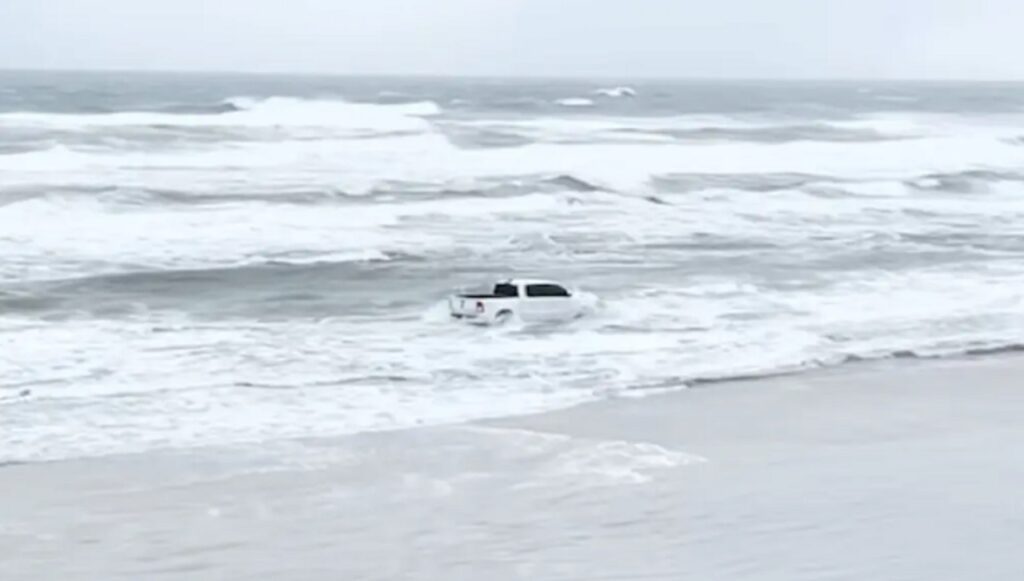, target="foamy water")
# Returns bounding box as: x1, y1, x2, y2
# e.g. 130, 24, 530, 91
4, 73, 1024, 462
